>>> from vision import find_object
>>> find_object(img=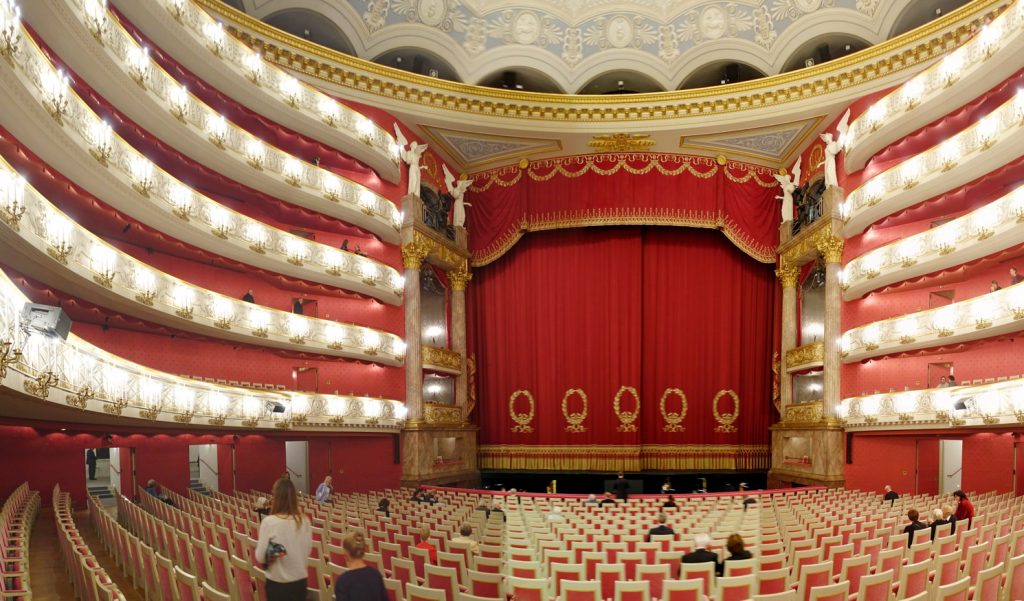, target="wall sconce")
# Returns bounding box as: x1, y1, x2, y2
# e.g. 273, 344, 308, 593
358, 189, 377, 216
90, 243, 117, 288
284, 238, 307, 266
168, 83, 190, 121
359, 260, 378, 286
894, 393, 916, 422
206, 114, 228, 148
0, 1, 22, 60
977, 114, 999, 150
207, 391, 228, 425
290, 395, 311, 425
87, 120, 114, 166
279, 75, 302, 107
318, 97, 338, 126
932, 223, 959, 255
167, 0, 187, 20
0, 170, 25, 230
861, 397, 880, 424
322, 174, 342, 202
286, 316, 307, 344
41, 68, 71, 124
971, 205, 999, 240
208, 205, 232, 239
0, 337, 22, 379
24, 369, 59, 398
932, 307, 957, 337
126, 45, 151, 88
172, 386, 195, 423
939, 140, 959, 172
245, 222, 268, 254
971, 297, 995, 330
171, 284, 194, 319
327, 397, 347, 425
248, 309, 270, 338
356, 118, 375, 144
82, 0, 108, 41
391, 339, 407, 357
362, 330, 381, 356
44, 213, 74, 264
245, 139, 265, 170
132, 267, 157, 305
211, 297, 234, 330
325, 324, 346, 350
323, 250, 346, 276
129, 157, 155, 196
202, 20, 226, 56
169, 184, 193, 220
283, 158, 303, 187
895, 316, 917, 345
243, 51, 263, 85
